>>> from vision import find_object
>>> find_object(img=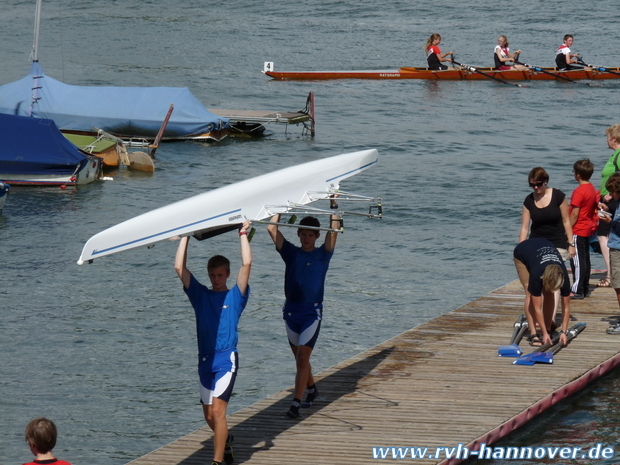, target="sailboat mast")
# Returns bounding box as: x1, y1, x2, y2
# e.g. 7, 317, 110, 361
32, 0, 42, 62
28, 0, 43, 116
